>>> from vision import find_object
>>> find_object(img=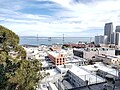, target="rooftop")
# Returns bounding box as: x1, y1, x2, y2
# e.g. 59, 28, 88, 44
69, 65, 104, 84
81, 62, 119, 77
74, 47, 115, 52
48, 50, 67, 57
45, 69, 59, 76
67, 56, 87, 63
68, 80, 120, 90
